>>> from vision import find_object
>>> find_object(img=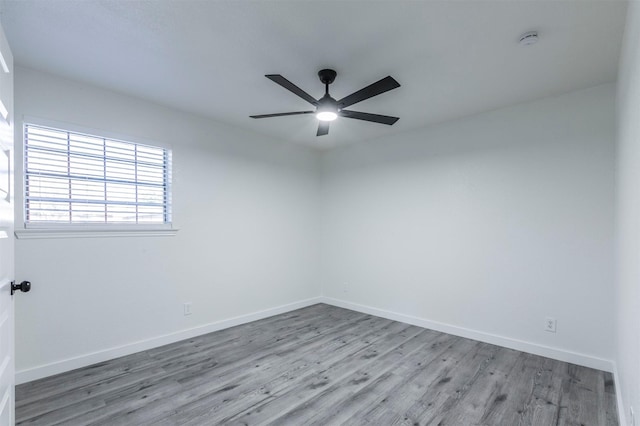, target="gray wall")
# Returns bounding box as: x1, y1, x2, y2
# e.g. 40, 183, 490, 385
320, 84, 616, 367
615, 1, 640, 424
13, 68, 619, 393
13, 67, 321, 380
